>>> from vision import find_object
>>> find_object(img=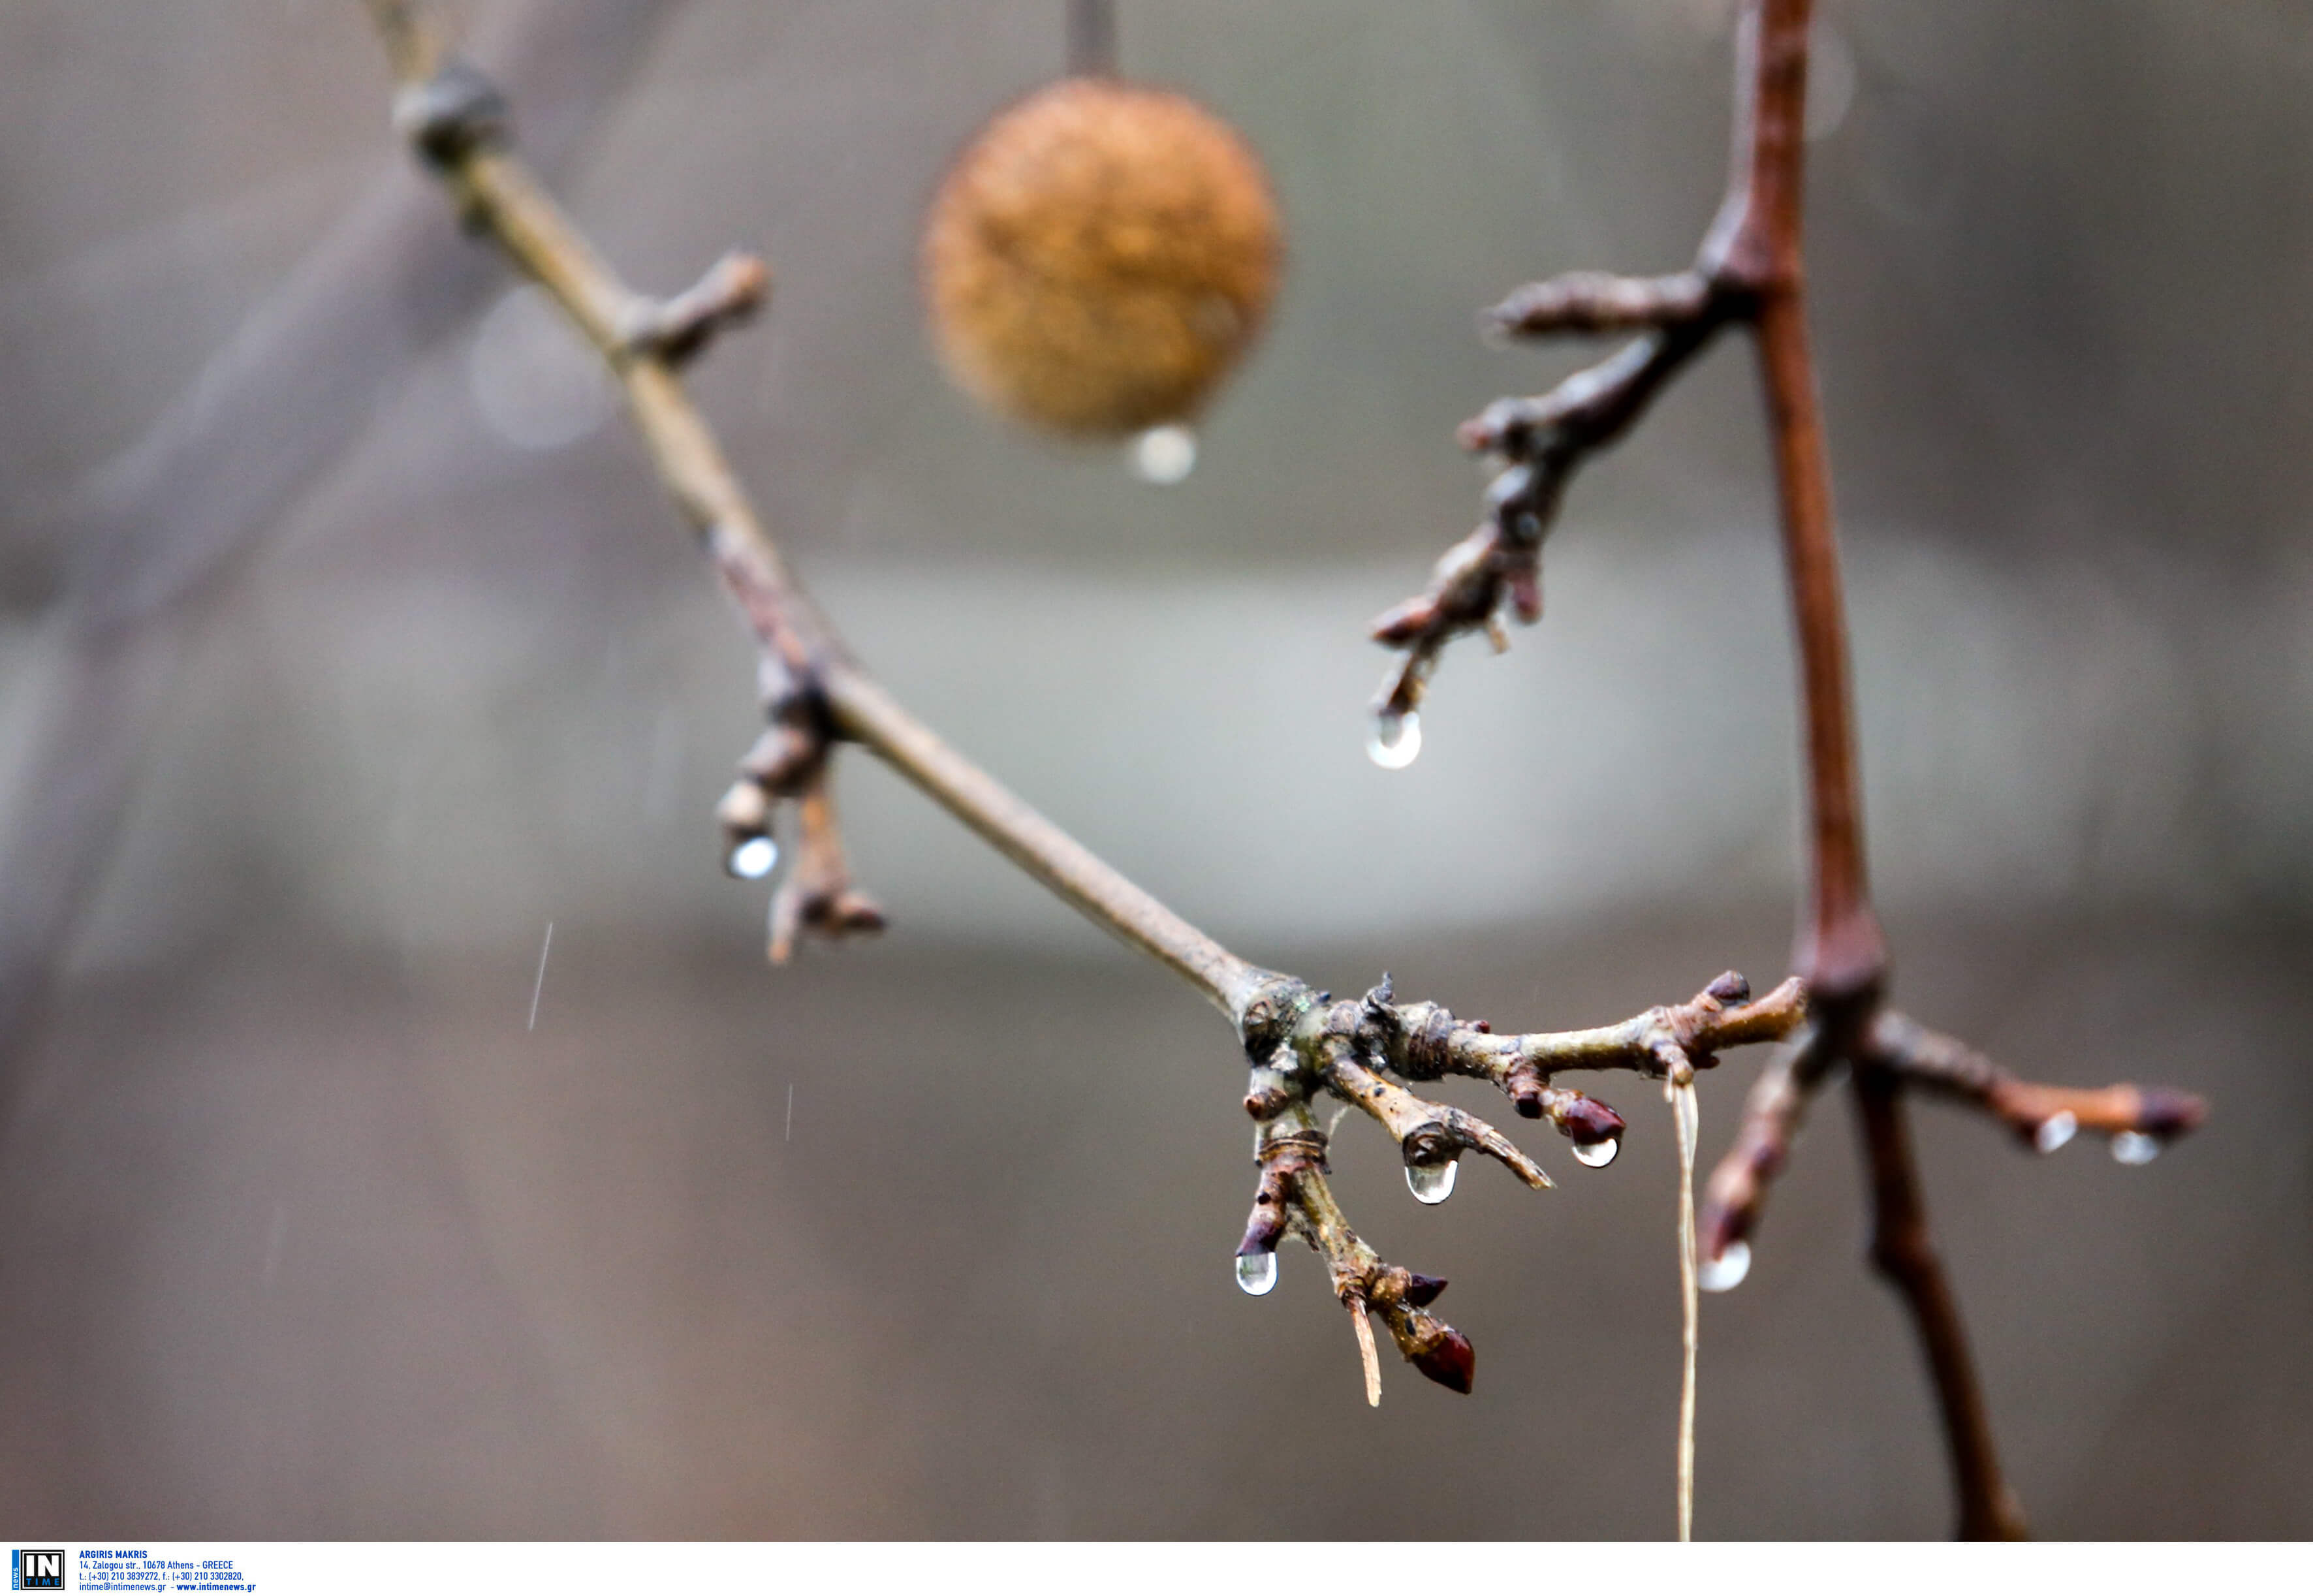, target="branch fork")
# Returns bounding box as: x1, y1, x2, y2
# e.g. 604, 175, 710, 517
1367, 0, 2211, 1535
370, 0, 2214, 1537
370, 4, 879, 965
1229, 969, 1804, 1403
1368, 256, 1769, 727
